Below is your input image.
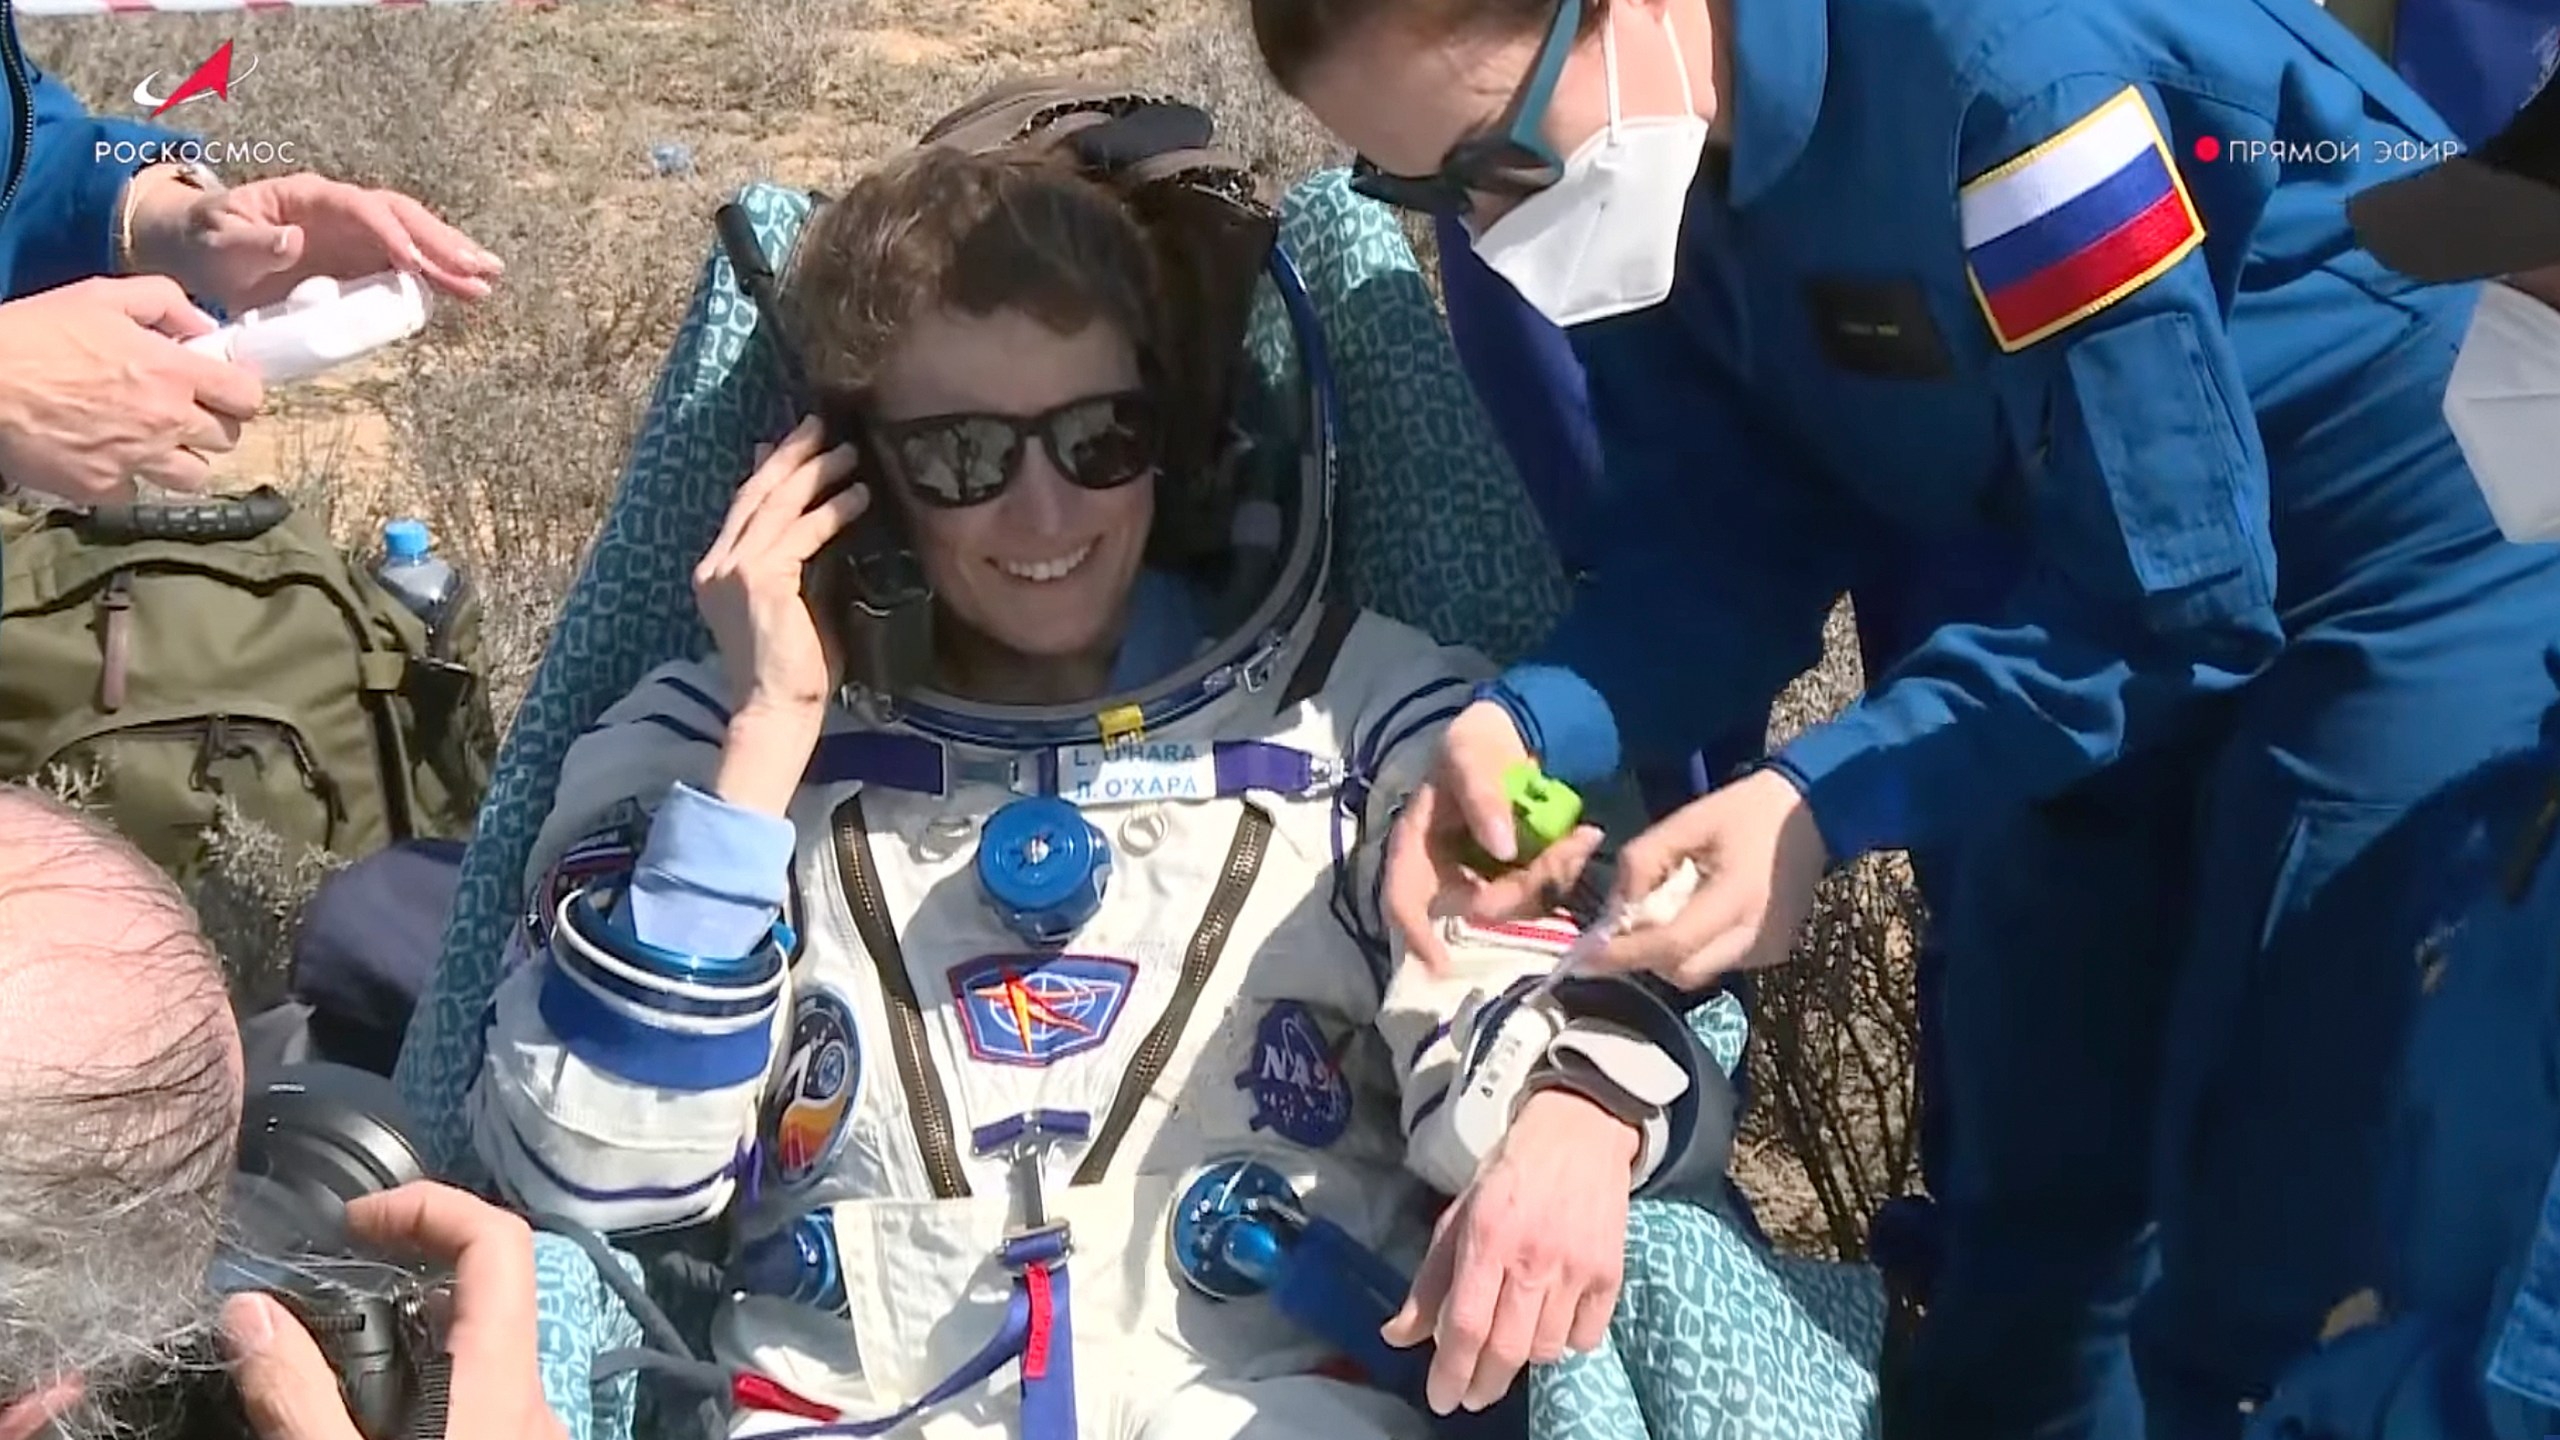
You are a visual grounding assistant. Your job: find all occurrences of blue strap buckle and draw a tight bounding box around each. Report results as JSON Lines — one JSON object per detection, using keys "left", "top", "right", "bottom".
{"left": 1000, "top": 1222, "right": 1073, "bottom": 1273}
{"left": 974, "top": 1112, "right": 1085, "bottom": 1268}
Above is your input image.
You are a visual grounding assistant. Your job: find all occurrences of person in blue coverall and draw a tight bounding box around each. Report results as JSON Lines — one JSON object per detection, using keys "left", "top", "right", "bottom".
{"left": 0, "top": 1, "right": 499, "bottom": 506}
{"left": 2235, "top": 61, "right": 2560, "bottom": 1440}
{"left": 1422, "top": 0, "right": 2560, "bottom": 1308}
{"left": 1246, "top": 0, "right": 2560, "bottom": 1436}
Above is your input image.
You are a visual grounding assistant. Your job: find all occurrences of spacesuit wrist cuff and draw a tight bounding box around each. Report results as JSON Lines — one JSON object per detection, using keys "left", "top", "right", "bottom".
{"left": 539, "top": 886, "right": 790, "bottom": 1093}
{"left": 1770, "top": 716, "right": 1907, "bottom": 862}
{"left": 1487, "top": 664, "right": 1621, "bottom": 784}
{"left": 1518, "top": 1060, "right": 1668, "bottom": 1189}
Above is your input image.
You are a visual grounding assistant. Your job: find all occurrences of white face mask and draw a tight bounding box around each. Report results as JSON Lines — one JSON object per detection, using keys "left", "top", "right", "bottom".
{"left": 1468, "top": 5, "right": 1709, "bottom": 328}
{"left": 2445, "top": 281, "right": 2560, "bottom": 543}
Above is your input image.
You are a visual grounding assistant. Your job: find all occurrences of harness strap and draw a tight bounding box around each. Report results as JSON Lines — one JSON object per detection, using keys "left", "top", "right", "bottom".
{"left": 1003, "top": 1228, "right": 1077, "bottom": 1440}
{"left": 751, "top": 1260, "right": 1056, "bottom": 1437}
{"left": 1266, "top": 1215, "right": 1429, "bottom": 1399}
{"left": 744, "top": 1217, "right": 1076, "bottom": 1439}
{"left": 1279, "top": 600, "right": 1362, "bottom": 709}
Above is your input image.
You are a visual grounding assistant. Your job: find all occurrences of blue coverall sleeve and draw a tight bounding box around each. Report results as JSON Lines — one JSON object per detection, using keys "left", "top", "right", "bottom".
{"left": 1771, "top": 77, "right": 2285, "bottom": 862}
{"left": 0, "top": 49, "right": 184, "bottom": 299}
{"left": 1517, "top": 307, "right": 1865, "bottom": 770}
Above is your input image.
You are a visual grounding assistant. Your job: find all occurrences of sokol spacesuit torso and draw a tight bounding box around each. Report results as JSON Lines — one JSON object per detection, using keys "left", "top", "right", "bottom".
{"left": 466, "top": 596, "right": 1726, "bottom": 1440}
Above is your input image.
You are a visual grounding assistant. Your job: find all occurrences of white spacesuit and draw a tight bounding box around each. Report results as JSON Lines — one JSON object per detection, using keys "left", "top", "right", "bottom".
{"left": 465, "top": 579, "right": 1729, "bottom": 1440}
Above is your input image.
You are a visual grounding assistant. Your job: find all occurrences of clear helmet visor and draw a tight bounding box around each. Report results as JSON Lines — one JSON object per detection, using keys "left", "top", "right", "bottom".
{"left": 844, "top": 248, "right": 1336, "bottom": 752}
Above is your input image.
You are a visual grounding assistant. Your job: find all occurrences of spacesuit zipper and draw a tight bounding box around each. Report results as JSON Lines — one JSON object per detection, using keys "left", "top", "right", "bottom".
{"left": 1072, "top": 804, "right": 1273, "bottom": 1186}
{"left": 0, "top": 0, "right": 33, "bottom": 224}
{"left": 829, "top": 791, "right": 971, "bottom": 1200}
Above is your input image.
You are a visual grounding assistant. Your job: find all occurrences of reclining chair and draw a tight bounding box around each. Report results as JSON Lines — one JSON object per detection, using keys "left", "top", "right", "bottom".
{"left": 392, "top": 87, "right": 1884, "bottom": 1440}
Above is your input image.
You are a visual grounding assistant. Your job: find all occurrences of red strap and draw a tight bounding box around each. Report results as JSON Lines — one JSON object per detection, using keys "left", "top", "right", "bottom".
{"left": 732, "top": 1371, "right": 842, "bottom": 1422}
{"left": 1311, "top": 1355, "right": 1370, "bottom": 1386}
{"left": 1023, "top": 1263, "right": 1055, "bottom": 1380}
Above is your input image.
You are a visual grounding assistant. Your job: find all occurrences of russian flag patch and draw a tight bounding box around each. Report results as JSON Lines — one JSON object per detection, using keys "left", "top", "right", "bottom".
{"left": 1961, "top": 87, "right": 2204, "bottom": 352}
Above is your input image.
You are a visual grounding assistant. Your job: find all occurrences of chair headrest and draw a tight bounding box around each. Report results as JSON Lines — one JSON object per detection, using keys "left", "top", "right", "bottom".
{"left": 916, "top": 81, "right": 1285, "bottom": 570}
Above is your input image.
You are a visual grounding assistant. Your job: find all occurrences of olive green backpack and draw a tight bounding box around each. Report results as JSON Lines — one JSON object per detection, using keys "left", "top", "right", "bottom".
{"left": 0, "top": 488, "right": 498, "bottom": 886}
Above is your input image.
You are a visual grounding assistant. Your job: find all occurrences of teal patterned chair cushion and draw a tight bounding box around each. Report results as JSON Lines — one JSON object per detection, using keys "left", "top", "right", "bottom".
{"left": 395, "top": 169, "right": 1881, "bottom": 1440}
{"left": 532, "top": 1233, "right": 647, "bottom": 1440}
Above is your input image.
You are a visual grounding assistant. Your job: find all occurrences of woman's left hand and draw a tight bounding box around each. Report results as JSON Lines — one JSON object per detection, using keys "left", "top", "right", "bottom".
{"left": 1593, "top": 768, "right": 1830, "bottom": 990}
{"left": 1385, "top": 1089, "right": 1637, "bottom": 1414}
{"left": 132, "top": 171, "right": 502, "bottom": 313}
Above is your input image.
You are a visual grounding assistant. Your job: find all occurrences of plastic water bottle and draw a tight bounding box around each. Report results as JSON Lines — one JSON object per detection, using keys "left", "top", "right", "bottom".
{"left": 376, "top": 518, "right": 458, "bottom": 636}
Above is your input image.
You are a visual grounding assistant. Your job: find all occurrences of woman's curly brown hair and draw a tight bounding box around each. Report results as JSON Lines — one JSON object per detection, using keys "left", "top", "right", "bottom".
{"left": 778, "top": 145, "right": 1166, "bottom": 418}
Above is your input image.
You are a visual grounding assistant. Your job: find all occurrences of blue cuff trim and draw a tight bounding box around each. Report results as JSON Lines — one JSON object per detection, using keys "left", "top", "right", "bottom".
{"left": 581, "top": 885, "right": 783, "bottom": 988}
{"left": 1771, "top": 710, "right": 1904, "bottom": 862}
{"left": 535, "top": 966, "right": 776, "bottom": 1092}
{"left": 625, "top": 783, "right": 796, "bottom": 959}
{"left": 1487, "top": 664, "right": 1621, "bottom": 784}
{"left": 1472, "top": 680, "right": 1544, "bottom": 760}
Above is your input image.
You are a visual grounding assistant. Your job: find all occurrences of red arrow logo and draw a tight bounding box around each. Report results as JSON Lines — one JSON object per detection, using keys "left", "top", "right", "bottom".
{"left": 146, "top": 41, "right": 237, "bottom": 118}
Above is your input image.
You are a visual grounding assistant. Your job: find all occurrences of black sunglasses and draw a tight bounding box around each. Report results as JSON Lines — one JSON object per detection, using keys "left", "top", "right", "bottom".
{"left": 866, "top": 391, "right": 1161, "bottom": 509}
{"left": 1348, "top": 0, "right": 1583, "bottom": 216}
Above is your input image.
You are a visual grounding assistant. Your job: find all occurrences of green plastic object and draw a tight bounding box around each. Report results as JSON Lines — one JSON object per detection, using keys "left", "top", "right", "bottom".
{"left": 1459, "top": 761, "right": 1585, "bottom": 875}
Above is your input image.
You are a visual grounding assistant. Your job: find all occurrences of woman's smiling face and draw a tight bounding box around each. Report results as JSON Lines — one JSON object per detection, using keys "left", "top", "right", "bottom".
{"left": 868, "top": 305, "right": 1157, "bottom": 697}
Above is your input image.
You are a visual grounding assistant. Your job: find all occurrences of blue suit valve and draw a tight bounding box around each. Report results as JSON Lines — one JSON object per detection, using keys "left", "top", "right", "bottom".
{"left": 977, "top": 796, "right": 1112, "bottom": 948}
{"left": 1169, "top": 1156, "right": 1310, "bottom": 1301}
{"left": 1218, "top": 1212, "right": 1290, "bottom": 1287}
{"left": 735, "top": 1211, "right": 847, "bottom": 1314}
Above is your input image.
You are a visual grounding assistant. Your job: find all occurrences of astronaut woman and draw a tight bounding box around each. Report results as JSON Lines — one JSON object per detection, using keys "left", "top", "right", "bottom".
{"left": 462, "top": 144, "right": 1729, "bottom": 1440}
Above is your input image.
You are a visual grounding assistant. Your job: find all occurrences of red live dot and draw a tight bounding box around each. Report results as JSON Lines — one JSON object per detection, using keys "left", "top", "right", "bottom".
{"left": 2194, "top": 136, "right": 2222, "bottom": 162}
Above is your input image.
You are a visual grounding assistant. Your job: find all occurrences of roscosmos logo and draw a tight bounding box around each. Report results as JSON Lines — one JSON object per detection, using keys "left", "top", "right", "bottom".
{"left": 131, "top": 39, "right": 257, "bottom": 118}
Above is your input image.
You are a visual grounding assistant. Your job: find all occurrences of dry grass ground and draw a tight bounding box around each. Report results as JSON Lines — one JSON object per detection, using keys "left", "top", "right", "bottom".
{"left": 23, "top": 0, "right": 1919, "bottom": 1256}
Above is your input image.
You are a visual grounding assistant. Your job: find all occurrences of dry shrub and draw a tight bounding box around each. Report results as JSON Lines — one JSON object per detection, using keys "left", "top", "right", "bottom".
{"left": 26, "top": 10, "right": 511, "bottom": 216}
{"left": 1136, "top": 4, "right": 1343, "bottom": 186}
{"left": 28, "top": 762, "right": 335, "bottom": 1014}
{"left": 1739, "top": 601, "right": 1928, "bottom": 1258}
{"left": 384, "top": 193, "right": 700, "bottom": 720}
{"left": 190, "top": 801, "right": 342, "bottom": 1014}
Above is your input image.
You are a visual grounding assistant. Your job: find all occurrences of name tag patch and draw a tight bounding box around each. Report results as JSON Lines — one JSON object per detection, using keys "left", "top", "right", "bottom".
{"left": 1059, "top": 740, "right": 1215, "bottom": 806}
{"left": 1802, "top": 276, "right": 1955, "bottom": 379}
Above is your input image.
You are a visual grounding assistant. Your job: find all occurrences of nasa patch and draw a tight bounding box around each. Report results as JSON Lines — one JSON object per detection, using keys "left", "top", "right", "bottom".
{"left": 765, "top": 987, "right": 859, "bottom": 1191}
{"left": 950, "top": 956, "right": 1136, "bottom": 1068}
{"left": 1235, "top": 1001, "right": 1353, "bottom": 1149}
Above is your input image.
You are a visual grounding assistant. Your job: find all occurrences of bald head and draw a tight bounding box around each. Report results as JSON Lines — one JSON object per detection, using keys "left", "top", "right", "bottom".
{"left": 0, "top": 788, "right": 235, "bottom": 1090}
{"left": 0, "top": 787, "right": 240, "bottom": 1439}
